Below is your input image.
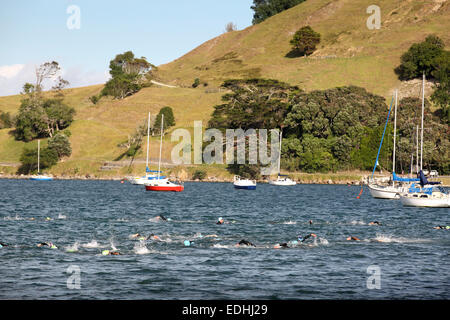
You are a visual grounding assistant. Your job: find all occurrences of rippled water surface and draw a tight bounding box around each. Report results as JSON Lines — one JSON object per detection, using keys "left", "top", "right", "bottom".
{"left": 0, "top": 179, "right": 448, "bottom": 299}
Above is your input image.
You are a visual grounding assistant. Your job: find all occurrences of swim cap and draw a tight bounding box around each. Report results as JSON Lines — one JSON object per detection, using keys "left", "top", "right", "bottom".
{"left": 446, "top": 226, "right": 450, "bottom": 230}
{"left": 184, "top": 240, "right": 191, "bottom": 247}
{"left": 0, "top": 244, "right": 3, "bottom": 248}
{"left": 102, "top": 250, "right": 110, "bottom": 255}
{"left": 138, "top": 237, "right": 146, "bottom": 241}
{"left": 50, "top": 245, "right": 57, "bottom": 249}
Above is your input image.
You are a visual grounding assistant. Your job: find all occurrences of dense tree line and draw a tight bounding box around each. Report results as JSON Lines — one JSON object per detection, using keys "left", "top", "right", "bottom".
{"left": 208, "top": 79, "right": 449, "bottom": 177}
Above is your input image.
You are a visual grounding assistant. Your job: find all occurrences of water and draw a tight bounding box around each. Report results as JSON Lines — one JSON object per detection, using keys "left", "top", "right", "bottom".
{"left": 0, "top": 180, "right": 448, "bottom": 299}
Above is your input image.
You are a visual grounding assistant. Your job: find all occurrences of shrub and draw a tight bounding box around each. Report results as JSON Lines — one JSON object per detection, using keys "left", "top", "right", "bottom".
{"left": 192, "top": 169, "right": 207, "bottom": 180}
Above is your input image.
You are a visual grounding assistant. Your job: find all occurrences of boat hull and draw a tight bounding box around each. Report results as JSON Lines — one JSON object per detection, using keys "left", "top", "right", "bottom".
{"left": 30, "top": 176, "right": 53, "bottom": 181}
{"left": 400, "top": 196, "right": 449, "bottom": 208}
{"left": 234, "top": 185, "right": 256, "bottom": 190}
{"left": 269, "top": 180, "right": 296, "bottom": 186}
{"left": 368, "top": 184, "right": 402, "bottom": 199}
{"left": 145, "top": 185, "right": 184, "bottom": 192}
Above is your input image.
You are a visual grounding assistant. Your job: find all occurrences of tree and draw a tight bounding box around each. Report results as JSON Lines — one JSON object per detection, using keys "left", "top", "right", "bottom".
{"left": 225, "top": 22, "right": 237, "bottom": 33}
{"left": 48, "top": 133, "right": 72, "bottom": 158}
{"left": 17, "top": 146, "right": 59, "bottom": 175}
{"left": 289, "top": 26, "right": 321, "bottom": 56}
{"left": 101, "top": 51, "right": 156, "bottom": 99}
{"left": 251, "top": 0, "right": 306, "bottom": 25}
{"left": 154, "top": 107, "right": 176, "bottom": 133}
{"left": 430, "top": 50, "right": 450, "bottom": 125}
{"left": 209, "top": 79, "right": 300, "bottom": 131}
{"left": 0, "top": 111, "right": 13, "bottom": 129}
{"left": 395, "top": 35, "right": 445, "bottom": 80}
{"left": 51, "top": 76, "right": 70, "bottom": 97}
{"left": 14, "top": 96, "right": 75, "bottom": 141}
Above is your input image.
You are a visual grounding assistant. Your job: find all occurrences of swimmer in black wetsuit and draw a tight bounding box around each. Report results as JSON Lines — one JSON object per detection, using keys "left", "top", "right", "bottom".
{"left": 298, "top": 233, "right": 317, "bottom": 243}
{"left": 274, "top": 243, "right": 289, "bottom": 249}
{"left": 433, "top": 225, "right": 450, "bottom": 230}
{"left": 0, "top": 242, "right": 8, "bottom": 248}
{"left": 369, "top": 221, "right": 381, "bottom": 226}
{"left": 37, "top": 242, "right": 57, "bottom": 249}
{"left": 237, "top": 239, "right": 256, "bottom": 247}
{"left": 216, "top": 217, "right": 224, "bottom": 225}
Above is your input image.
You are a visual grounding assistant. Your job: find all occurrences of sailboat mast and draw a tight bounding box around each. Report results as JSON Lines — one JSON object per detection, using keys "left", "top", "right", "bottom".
{"left": 420, "top": 73, "right": 425, "bottom": 171}
{"left": 37, "top": 139, "right": 40, "bottom": 174}
{"left": 157, "top": 114, "right": 164, "bottom": 180}
{"left": 416, "top": 125, "right": 419, "bottom": 174}
{"left": 278, "top": 129, "right": 282, "bottom": 175}
{"left": 146, "top": 112, "right": 151, "bottom": 171}
{"left": 393, "top": 90, "right": 398, "bottom": 181}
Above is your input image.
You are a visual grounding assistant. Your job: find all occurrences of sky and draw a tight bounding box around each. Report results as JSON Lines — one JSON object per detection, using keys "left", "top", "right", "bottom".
{"left": 0, "top": 0, "right": 254, "bottom": 96}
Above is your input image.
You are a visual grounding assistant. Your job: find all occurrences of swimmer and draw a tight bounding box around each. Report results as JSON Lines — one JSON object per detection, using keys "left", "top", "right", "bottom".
{"left": 308, "top": 220, "right": 313, "bottom": 225}
{"left": 433, "top": 225, "right": 450, "bottom": 230}
{"left": 216, "top": 217, "right": 225, "bottom": 225}
{"left": 102, "top": 250, "right": 121, "bottom": 256}
{"left": 236, "top": 239, "right": 256, "bottom": 247}
{"left": 184, "top": 240, "right": 194, "bottom": 247}
{"left": 274, "top": 243, "right": 289, "bottom": 249}
{"left": 147, "top": 233, "right": 160, "bottom": 241}
{"left": 37, "top": 242, "right": 57, "bottom": 249}
{"left": 298, "top": 233, "right": 317, "bottom": 243}
{"left": 369, "top": 221, "right": 382, "bottom": 226}
{"left": 0, "top": 242, "right": 8, "bottom": 248}
{"left": 155, "top": 215, "right": 169, "bottom": 221}
{"left": 346, "top": 236, "right": 360, "bottom": 241}
{"left": 131, "top": 233, "right": 146, "bottom": 240}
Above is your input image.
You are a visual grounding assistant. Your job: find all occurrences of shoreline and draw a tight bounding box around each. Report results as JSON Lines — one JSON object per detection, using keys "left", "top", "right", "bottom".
{"left": 0, "top": 174, "right": 365, "bottom": 185}
{"left": 2, "top": 173, "right": 447, "bottom": 186}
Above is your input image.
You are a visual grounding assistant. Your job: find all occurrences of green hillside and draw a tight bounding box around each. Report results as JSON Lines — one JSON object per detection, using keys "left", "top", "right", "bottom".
{"left": 0, "top": 0, "right": 448, "bottom": 180}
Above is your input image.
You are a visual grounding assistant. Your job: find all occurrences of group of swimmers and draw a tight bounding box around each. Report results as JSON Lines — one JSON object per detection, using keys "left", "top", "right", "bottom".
{"left": 2, "top": 215, "right": 448, "bottom": 253}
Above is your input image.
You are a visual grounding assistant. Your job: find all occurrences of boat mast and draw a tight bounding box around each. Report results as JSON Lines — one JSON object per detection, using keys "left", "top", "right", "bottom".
{"left": 146, "top": 112, "right": 151, "bottom": 172}
{"left": 37, "top": 139, "right": 40, "bottom": 174}
{"left": 278, "top": 129, "right": 282, "bottom": 176}
{"left": 157, "top": 114, "right": 164, "bottom": 180}
{"left": 416, "top": 125, "right": 419, "bottom": 174}
{"left": 420, "top": 73, "right": 425, "bottom": 171}
{"left": 392, "top": 89, "right": 398, "bottom": 185}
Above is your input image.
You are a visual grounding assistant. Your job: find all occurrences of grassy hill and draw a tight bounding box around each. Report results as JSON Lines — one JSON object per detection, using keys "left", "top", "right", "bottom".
{"left": 0, "top": 0, "right": 448, "bottom": 181}
{"left": 157, "top": 0, "right": 449, "bottom": 97}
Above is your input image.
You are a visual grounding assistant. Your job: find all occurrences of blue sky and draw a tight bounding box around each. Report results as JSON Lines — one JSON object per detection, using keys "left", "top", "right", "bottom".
{"left": 0, "top": 0, "right": 254, "bottom": 95}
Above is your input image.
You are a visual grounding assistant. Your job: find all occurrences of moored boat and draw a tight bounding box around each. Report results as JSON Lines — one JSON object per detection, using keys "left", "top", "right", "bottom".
{"left": 233, "top": 175, "right": 256, "bottom": 190}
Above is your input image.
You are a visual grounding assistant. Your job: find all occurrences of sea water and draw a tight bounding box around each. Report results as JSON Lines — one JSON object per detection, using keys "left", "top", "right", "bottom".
{"left": 0, "top": 180, "right": 448, "bottom": 299}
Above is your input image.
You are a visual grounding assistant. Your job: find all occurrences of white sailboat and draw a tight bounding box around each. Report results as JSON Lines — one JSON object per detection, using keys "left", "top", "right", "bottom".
{"left": 30, "top": 139, "right": 53, "bottom": 181}
{"left": 399, "top": 73, "right": 449, "bottom": 207}
{"left": 127, "top": 112, "right": 166, "bottom": 185}
{"left": 368, "top": 90, "right": 417, "bottom": 199}
{"left": 268, "top": 130, "right": 296, "bottom": 186}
